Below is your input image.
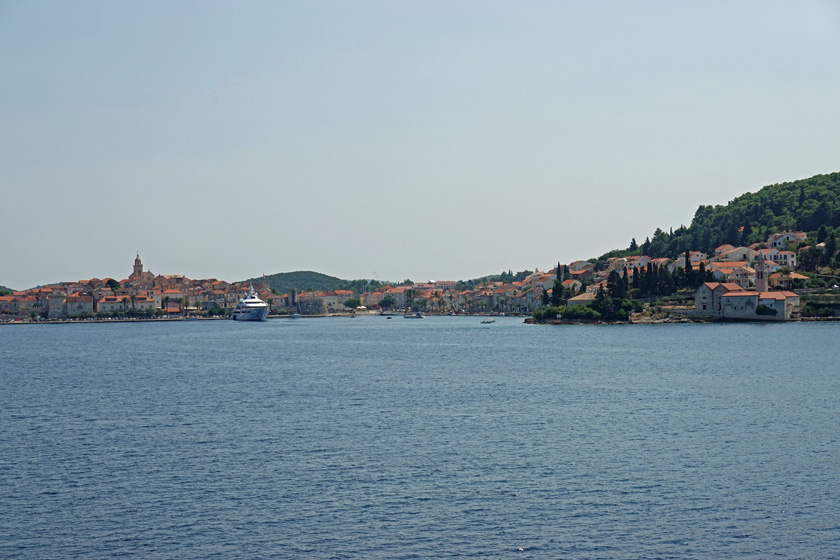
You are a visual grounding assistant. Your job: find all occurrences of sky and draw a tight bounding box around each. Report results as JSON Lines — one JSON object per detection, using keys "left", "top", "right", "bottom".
{"left": 2, "top": 1, "right": 839, "bottom": 289}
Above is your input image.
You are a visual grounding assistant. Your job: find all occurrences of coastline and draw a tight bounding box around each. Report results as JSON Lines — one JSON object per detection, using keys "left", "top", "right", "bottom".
{"left": 526, "top": 314, "right": 840, "bottom": 326}
{"left": 0, "top": 312, "right": 530, "bottom": 325}
{"left": 5, "top": 312, "right": 838, "bottom": 326}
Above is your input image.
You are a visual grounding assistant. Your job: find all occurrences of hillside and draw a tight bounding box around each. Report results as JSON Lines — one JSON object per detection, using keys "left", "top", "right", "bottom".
{"left": 0, "top": 285, "right": 12, "bottom": 295}
{"left": 247, "top": 271, "right": 394, "bottom": 296}
{"left": 252, "top": 269, "right": 538, "bottom": 295}
{"left": 600, "top": 171, "right": 840, "bottom": 260}
{"left": 247, "top": 271, "right": 344, "bottom": 295}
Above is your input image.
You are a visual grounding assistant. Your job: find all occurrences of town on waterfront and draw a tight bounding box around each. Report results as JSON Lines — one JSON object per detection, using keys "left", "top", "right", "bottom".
{"left": 2, "top": 225, "right": 839, "bottom": 324}
{"left": 5, "top": 172, "right": 840, "bottom": 324}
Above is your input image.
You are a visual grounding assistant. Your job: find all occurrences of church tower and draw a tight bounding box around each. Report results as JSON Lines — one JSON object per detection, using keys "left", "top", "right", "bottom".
{"left": 132, "top": 252, "right": 143, "bottom": 278}
{"left": 754, "top": 252, "right": 768, "bottom": 292}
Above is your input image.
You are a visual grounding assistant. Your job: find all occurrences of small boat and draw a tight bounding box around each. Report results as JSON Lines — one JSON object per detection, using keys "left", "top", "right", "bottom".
{"left": 403, "top": 312, "right": 424, "bottom": 319}
{"left": 481, "top": 318, "right": 495, "bottom": 324}
{"left": 289, "top": 312, "right": 302, "bottom": 319}
{"left": 231, "top": 284, "right": 269, "bottom": 321}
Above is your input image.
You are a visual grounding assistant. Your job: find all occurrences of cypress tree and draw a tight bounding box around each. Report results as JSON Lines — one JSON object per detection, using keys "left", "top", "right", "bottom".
{"left": 825, "top": 232, "right": 838, "bottom": 265}
{"left": 651, "top": 264, "right": 659, "bottom": 295}
{"left": 551, "top": 278, "right": 563, "bottom": 306}
{"left": 642, "top": 263, "right": 653, "bottom": 296}
{"left": 684, "top": 250, "right": 695, "bottom": 288}
{"left": 741, "top": 221, "right": 753, "bottom": 245}
{"left": 607, "top": 270, "right": 625, "bottom": 299}
{"left": 817, "top": 225, "right": 828, "bottom": 244}
{"left": 662, "top": 266, "right": 675, "bottom": 295}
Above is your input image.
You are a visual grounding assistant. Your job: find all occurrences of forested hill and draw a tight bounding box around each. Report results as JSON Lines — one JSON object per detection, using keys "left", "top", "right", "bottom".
{"left": 248, "top": 271, "right": 388, "bottom": 295}
{"left": 0, "top": 285, "right": 12, "bottom": 295}
{"left": 600, "top": 171, "right": 840, "bottom": 260}
{"left": 251, "top": 269, "right": 538, "bottom": 295}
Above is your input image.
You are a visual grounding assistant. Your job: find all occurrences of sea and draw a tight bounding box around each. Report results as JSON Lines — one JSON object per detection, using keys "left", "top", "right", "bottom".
{"left": 1, "top": 317, "right": 839, "bottom": 559}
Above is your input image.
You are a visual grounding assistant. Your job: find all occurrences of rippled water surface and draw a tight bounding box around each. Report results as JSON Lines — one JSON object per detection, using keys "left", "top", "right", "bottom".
{"left": 2, "top": 317, "right": 839, "bottom": 558}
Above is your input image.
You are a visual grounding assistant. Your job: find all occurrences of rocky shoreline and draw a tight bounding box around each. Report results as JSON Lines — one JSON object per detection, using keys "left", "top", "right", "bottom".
{"left": 527, "top": 313, "right": 840, "bottom": 326}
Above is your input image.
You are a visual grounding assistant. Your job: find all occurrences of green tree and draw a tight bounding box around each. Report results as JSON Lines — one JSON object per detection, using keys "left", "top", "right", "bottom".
{"left": 799, "top": 246, "right": 820, "bottom": 272}
{"left": 825, "top": 232, "right": 838, "bottom": 266}
{"left": 107, "top": 279, "right": 120, "bottom": 291}
{"left": 817, "top": 225, "right": 828, "bottom": 244}
{"left": 550, "top": 278, "right": 563, "bottom": 306}
{"left": 684, "top": 251, "right": 695, "bottom": 288}
{"left": 380, "top": 295, "right": 395, "bottom": 309}
{"left": 607, "top": 270, "right": 625, "bottom": 299}
{"left": 696, "top": 261, "right": 708, "bottom": 288}
{"left": 343, "top": 297, "right": 361, "bottom": 309}
{"left": 740, "top": 221, "right": 753, "bottom": 245}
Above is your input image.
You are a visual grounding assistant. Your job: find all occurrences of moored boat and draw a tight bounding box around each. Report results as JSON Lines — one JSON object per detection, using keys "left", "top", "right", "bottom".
{"left": 231, "top": 284, "right": 269, "bottom": 321}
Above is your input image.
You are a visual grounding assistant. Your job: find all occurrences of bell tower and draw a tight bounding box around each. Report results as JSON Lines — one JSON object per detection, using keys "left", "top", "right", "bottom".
{"left": 133, "top": 252, "right": 143, "bottom": 278}
{"left": 754, "top": 252, "right": 768, "bottom": 292}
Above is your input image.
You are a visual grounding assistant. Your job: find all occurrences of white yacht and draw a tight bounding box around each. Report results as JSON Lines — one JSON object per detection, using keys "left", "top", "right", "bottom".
{"left": 231, "top": 284, "right": 269, "bottom": 321}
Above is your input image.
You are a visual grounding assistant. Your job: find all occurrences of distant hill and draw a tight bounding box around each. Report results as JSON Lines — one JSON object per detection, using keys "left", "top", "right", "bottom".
{"left": 246, "top": 271, "right": 342, "bottom": 294}
{"left": 600, "top": 171, "right": 840, "bottom": 260}
{"left": 248, "top": 271, "right": 390, "bottom": 296}
{"left": 253, "top": 270, "right": 540, "bottom": 295}
{"left": 0, "top": 284, "right": 13, "bottom": 295}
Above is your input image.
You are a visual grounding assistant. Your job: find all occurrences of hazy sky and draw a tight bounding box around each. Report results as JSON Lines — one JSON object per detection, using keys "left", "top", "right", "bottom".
{"left": 2, "top": 1, "right": 839, "bottom": 289}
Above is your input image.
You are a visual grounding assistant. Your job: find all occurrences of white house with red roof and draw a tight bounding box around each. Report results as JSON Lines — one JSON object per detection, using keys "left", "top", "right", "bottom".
{"left": 569, "top": 260, "right": 595, "bottom": 273}
{"left": 561, "top": 278, "right": 582, "bottom": 292}
{"left": 767, "top": 231, "right": 807, "bottom": 249}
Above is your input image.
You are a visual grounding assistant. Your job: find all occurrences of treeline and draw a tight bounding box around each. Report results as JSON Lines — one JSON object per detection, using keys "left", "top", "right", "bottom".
{"left": 600, "top": 171, "right": 840, "bottom": 260}
{"left": 535, "top": 258, "right": 715, "bottom": 322}
{"left": 798, "top": 226, "right": 840, "bottom": 272}
{"left": 547, "top": 260, "right": 712, "bottom": 309}
{"left": 255, "top": 271, "right": 391, "bottom": 296}
{"left": 257, "top": 268, "right": 540, "bottom": 296}
{"left": 534, "top": 294, "right": 643, "bottom": 322}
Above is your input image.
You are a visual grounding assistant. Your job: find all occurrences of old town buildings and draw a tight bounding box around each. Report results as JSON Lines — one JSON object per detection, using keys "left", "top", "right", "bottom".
{"left": 0, "top": 228, "right": 817, "bottom": 321}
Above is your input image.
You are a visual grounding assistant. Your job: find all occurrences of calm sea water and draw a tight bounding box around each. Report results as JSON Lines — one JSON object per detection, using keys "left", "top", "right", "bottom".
{"left": 1, "top": 317, "right": 839, "bottom": 559}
